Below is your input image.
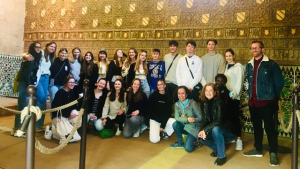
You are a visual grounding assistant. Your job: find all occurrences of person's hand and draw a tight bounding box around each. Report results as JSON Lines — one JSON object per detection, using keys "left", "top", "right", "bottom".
{"left": 187, "top": 117, "right": 195, "bottom": 123}
{"left": 70, "top": 112, "right": 78, "bottom": 119}
{"left": 24, "top": 54, "right": 34, "bottom": 61}
{"left": 117, "top": 110, "right": 124, "bottom": 115}
{"left": 131, "top": 110, "right": 139, "bottom": 116}
{"left": 106, "top": 83, "right": 110, "bottom": 91}
{"left": 198, "top": 130, "right": 206, "bottom": 140}
{"left": 101, "top": 119, "right": 107, "bottom": 126}
{"left": 188, "top": 88, "right": 193, "bottom": 92}
{"left": 159, "top": 128, "right": 164, "bottom": 132}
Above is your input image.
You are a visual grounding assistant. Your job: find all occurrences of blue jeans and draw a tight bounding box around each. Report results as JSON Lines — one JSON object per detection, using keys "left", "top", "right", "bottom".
{"left": 87, "top": 116, "right": 104, "bottom": 131}
{"left": 200, "top": 126, "right": 235, "bottom": 158}
{"left": 15, "top": 81, "right": 28, "bottom": 128}
{"left": 49, "top": 85, "right": 63, "bottom": 104}
{"left": 35, "top": 75, "right": 49, "bottom": 128}
{"left": 172, "top": 121, "right": 197, "bottom": 153}
{"left": 140, "top": 79, "right": 150, "bottom": 98}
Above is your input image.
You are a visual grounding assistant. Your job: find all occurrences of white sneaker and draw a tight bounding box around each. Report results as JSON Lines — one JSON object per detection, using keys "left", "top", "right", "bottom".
{"left": 44, "top": 125, "right": 52, "bottom": 140}
{"left": 133, "top": 128, "right": 140, "bottom": 137}
{"left": 236, "top": 139, "right": 243, "bottom": 150}
{"left": 115, "top": 127, "right": 122, "bottom": 136}
{"left": 140, "top": 124, "right": 147, "bottom": 134}
{"left": 11, "top": 128, "right": 26, "bottom": 137}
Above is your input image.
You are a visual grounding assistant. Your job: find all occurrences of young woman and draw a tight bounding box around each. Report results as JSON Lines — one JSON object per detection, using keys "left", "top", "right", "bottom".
{"left": 16, "top": 41, "right": 56, "bottom": 133}
{"left": 44, "top": 76, "right": 81, "bottom": 143}
{"left": 106, "top": 49, "right": 123, "bottom": 91}
{"left": 98, "top": 49, "right": 109, "bottom": 81}
{"left": 87, "top": 78, "right": 108, "bottom": 131}
{"left": 198, "top": 83, "right": 235, "bottom": 166}
{"left": 148, "top": 79, "right": 175, "bottom": 143}
{"left": 123, "top": 78, "right": 148, "bottom": 138}
{"left": 101, "top": 79, "right": 127, "bottom": 136}
{"left": 69, "top": 47, "right": 83, "bottom": 98}
{"left": 169, "top": 86, "right": 202, "bottom": 152}
{"left": 49, "top": 48, "right": 70, "bottom": 104}
{"left": 127, "top": 50, "right": 150, "bottom": 98}
{"left": 223, "top": 48, "right": 245, "bottom": 150}
{"left": 122, "top": 48, "right": 138, "bottom": 89}
{"left": 13, "top": 41, "right": 42, "bottom": 136}
{"left": 78, "top": 52, "right": 99, "bottom": 92}
{"left": 35, "top": 41, "right": 56, "bottom": 131}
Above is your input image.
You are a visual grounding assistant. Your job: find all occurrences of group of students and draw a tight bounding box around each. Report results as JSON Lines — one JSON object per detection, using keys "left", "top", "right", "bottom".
{"left": 14, "top": 39, "right": 247, "bottom": 166}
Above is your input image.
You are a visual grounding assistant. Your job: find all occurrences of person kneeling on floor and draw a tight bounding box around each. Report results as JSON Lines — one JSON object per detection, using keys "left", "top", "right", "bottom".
{"left": 169, "top": 86, "right": 202, "bottom": 152}
{"left": 198, "top": 83, "right": 235, "bottom": 166}
{"left": 44, "top": 76, "right": 81, "bottom": 144}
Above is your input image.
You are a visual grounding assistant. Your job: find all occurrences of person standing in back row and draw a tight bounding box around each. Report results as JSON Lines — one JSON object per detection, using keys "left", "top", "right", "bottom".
{"left": 201, "top": 39, "right": 226, "bottom": 84}
{"left": 176, "top": 40, "right": 202, "bottom": 102}
{"left": 243, "top": 41, "right": 284, "bottom": 167}
{"left": 164, "top": 41, "right": 183, "bottom": 99}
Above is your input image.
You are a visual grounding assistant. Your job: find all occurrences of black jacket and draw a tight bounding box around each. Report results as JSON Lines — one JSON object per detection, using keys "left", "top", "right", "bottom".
{"left": 51, "top": 89, "right": 78, "bottom": 119}
{"left": 50, "top": 58, "right": 70, "bottom": 86}
{"left": 200, "top": 99, "right": 232, "bottom": 134}
{"left": 18, "top": 60, "right": 39, "bottom": 86}
{"left": 87, "top": 89, "right": 108, "bottom": 119}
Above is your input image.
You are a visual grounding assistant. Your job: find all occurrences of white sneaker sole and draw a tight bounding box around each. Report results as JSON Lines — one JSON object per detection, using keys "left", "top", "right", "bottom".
{"left": 243, "top": 154, "right": 263, "bottom": 157}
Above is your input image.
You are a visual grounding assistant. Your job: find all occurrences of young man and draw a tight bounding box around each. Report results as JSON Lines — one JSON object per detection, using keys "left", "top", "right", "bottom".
{"left": 176, "top": 40, "right": 202, "bottom": 102}
{"left": 147, "top": 48, "right": 165, "bottom": 94}
{"left": 164, "top": 41, "right": 183, "bottom": 99}
{"left": 243, "top": 41, "right": 284, "bottom": 167}
{"left": 201, "top": 39, "right": 226, "bottom": 84}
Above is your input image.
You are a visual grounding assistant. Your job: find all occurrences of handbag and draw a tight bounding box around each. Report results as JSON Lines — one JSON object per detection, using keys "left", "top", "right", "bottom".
{"left": 52, "top": 110, "right": 81, "bottom": 144}
{"left": 13, "top": 71, "right": 19, "bottom": 94}
{"left": 99, "top": 129, "right": 114, "bottom": 139}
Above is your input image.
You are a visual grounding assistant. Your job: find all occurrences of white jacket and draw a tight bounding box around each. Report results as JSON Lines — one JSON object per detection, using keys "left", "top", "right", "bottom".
{"left": 176, "top": 55, "right": 202, "bottom": 89}
{"left": 224, "top": 63, "right": 245, "bottom": 100}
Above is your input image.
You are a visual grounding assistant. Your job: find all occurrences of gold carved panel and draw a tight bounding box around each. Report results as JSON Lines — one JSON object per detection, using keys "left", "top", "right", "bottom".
{"left": 24, "top": 0, "right": 300, "bottom": 64}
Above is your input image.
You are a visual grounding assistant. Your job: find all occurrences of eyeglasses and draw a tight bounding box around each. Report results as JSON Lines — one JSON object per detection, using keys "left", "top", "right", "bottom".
{"left": 68, "top": 82, "right": 75, "bottom": 84}
{"left": 250, "top": 47, "right": 261, "bottom": 50}
{"left": 35, "top": 46, "right": 41, "bottom": 49}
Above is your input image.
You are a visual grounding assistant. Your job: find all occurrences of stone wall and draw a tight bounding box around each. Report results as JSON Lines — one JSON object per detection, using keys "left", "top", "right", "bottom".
{"left": 0, "top": 0, "right": 25, "bottom": 55}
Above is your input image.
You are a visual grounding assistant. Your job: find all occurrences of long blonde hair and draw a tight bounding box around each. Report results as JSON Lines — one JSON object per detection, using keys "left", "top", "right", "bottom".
{"left": 134, "top": 50, "right": 148, "bottom": 74}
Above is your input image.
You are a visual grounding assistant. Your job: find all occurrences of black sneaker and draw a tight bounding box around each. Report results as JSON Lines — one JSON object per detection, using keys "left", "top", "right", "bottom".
{"left": 161, "top": 131, "right": 169, "bottom": 140}
{"left": 210, "top": 151, "right": 218, "bottom": 157}
{"left": 215, "top": 157, "right": 227, "bottom": 166}
{"left": 270, "top": 152, "right": 279, "bottom": 166}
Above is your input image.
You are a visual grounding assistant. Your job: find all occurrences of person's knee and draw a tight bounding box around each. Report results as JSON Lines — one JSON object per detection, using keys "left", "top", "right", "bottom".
{"left": 172, "top": 121, "right": 179, "bottom": 129}
{"left": 122, "top": 132, "right": 132, "bottom": 138}
{"left": 94, "top": 120, "right": 104, "bottom": 131}
{"left": 149, "top": 136, "right": 160, "bottom": 143}
{"left": 184, "top": 146, "right": 194, "bottom": 153}
{"left": 212, "top": 126, "right": 221, "bottom": 135}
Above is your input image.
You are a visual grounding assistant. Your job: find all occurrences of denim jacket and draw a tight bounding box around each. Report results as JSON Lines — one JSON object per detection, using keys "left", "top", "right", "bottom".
{"left": 245, "top": 55, "right": 284, "bottom": 100}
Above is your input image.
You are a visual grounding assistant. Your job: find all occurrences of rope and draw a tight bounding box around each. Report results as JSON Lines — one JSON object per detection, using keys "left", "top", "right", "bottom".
{"left": 35, "top": 108, "right": 85, "bottom": 154}
{"left": 0, "top": 97, "right": 82, "bottom": 114}
{"left": 15, "top": 106, "right": 42, "bottom": 137}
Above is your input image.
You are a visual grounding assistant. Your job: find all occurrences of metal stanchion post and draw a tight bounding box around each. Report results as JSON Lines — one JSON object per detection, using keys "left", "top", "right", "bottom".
{"left": 26, "top": 85, "right": 37, "bottom": 169}
{"left": 292, "top": 87, "right": 299, "bottom": 169}
{"left": 79, "top": 79, "right": 90, "bottom": 169}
